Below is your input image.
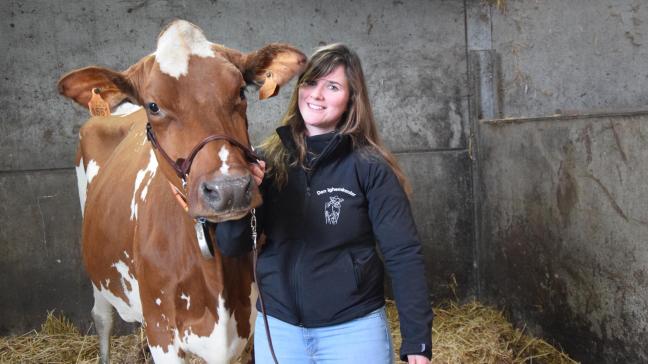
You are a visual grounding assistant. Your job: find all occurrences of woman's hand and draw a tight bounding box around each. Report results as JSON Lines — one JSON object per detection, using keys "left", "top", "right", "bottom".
{"left": 249, "top": 160, "right": 266, "bottom": 186}
{"left": 407, "top": 354, "right": 430, "bottom": 364}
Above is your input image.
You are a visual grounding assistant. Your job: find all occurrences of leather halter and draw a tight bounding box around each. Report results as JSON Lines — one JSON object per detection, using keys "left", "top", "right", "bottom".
{"left": 145, "top": 122, "right": 260, "bottom": 187}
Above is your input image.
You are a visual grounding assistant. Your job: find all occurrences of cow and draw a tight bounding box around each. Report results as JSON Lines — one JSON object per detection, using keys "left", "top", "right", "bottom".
{"left": 57, "top": 20, "right": 306, "bottom": 363}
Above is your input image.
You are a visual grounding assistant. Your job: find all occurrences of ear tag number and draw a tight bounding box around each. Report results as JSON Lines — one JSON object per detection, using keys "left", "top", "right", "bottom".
{"left": 88, "top": 88, "right": 111, "bottom": 117}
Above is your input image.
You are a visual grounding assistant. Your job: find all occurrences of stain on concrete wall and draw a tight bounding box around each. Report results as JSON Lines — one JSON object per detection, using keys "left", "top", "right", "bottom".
{"left": 478, "top": 114, "right": 648, "bottom": 363}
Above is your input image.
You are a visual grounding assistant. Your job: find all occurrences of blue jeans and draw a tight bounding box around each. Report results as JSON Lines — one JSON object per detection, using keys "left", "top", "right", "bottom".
{"left": 254, "top": 307, "right": 394, "bottom": 364}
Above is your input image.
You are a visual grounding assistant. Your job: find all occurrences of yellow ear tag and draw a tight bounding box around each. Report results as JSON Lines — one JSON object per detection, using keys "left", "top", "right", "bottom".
{"left": 258, "top": 72, "right": 279, "bottom": 100}
{"left": 88, "top": 88, "right": 111, "bottom": 117}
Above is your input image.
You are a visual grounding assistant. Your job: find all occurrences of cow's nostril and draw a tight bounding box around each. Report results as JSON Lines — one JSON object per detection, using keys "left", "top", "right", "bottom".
{"left": 201, "top": 182, "right": 221, "bottom": 202}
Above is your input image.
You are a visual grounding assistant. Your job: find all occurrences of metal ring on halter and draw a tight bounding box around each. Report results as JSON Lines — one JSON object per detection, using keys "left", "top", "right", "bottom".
{"left": 195, "top": 218, "right": 215, "bottom": 258}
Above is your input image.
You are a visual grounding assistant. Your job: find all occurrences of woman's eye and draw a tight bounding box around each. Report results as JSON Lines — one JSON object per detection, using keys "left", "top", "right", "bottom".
{"left": 148, "top": 102, "right": 160, "bottom": 114}
{"left": 303, "top": 80, "right": 317, "bottom": 87}
{"left": 327, "top": 84, "right": 340, "bottom": 91}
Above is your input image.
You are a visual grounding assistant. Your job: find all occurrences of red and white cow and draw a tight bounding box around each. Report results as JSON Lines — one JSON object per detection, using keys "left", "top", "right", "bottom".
{"left": 58, "top": 20, "right": 305, "bottom": 363}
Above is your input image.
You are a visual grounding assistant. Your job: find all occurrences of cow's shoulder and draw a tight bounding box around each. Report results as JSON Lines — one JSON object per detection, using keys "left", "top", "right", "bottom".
{"left": 79, "top": 107, "right": 145, "bottom": 168}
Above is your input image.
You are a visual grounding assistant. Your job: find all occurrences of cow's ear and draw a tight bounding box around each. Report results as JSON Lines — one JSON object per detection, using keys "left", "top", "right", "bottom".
{"left": 243, "top": 44, "right": 307, "bottom": 100}
{"left": 57, "top": 66, "right": 139, "bottom": 110}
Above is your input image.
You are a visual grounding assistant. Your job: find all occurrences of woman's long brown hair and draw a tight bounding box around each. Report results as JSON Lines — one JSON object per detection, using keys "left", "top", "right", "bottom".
{"left": 259, "top": 43, "right": 412, "bottom": 196}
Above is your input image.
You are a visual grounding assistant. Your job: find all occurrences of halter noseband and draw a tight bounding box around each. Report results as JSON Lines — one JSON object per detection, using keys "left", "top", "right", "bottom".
{"left": 145, "top": 122, "right": 260, "bottom": 188}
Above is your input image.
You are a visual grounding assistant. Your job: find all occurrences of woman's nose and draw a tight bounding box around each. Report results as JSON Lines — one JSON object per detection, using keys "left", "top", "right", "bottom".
{"left": 310, "top": 84, "right": 324, "bottom": 99}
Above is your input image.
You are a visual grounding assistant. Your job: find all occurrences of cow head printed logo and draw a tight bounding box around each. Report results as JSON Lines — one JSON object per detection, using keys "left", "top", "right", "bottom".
{"left": 325, "top": 196, "right": 345, "bottom": 225}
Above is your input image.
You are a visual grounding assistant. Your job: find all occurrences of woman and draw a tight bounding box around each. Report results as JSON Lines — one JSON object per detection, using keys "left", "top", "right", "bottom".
{"left": 217, "top": 43, "right": 432, "bottom": 363}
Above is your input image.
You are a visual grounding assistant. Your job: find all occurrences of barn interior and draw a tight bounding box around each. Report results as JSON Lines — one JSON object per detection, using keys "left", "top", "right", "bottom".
{"left": 1, "top": 1, "right": 647, "bottom": 362}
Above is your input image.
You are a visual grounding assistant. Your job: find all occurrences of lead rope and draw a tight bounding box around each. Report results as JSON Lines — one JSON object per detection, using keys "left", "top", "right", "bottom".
{"left": 251, "top": 208, "right": 280, "bottom": 364}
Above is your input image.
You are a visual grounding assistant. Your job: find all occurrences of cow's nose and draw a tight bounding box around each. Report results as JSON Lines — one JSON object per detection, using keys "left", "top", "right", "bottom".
{"left": 200, "top": 174, "right": 253, "bottom": 212}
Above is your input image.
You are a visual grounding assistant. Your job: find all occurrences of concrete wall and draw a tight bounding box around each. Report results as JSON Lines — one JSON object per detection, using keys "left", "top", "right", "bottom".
{"left": 491, "top": 0, "right": 648, "bottom": 117}
{"left": 474, "top": 0, "right": 648, "bottom": 362}
{"left": 1, "top": 0, "right": 474, "bottom": 335}
{"left": 478, "top": 113, "right": 648, "bottom": 363}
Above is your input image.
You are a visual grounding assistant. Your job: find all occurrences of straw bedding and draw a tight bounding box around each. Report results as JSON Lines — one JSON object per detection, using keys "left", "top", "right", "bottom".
{"left": 1, "top": 301, "right": 577, "bottom": 364}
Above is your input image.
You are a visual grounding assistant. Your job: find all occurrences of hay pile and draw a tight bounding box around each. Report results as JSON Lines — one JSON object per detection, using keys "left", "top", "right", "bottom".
{"left": 386, "top": 300, "right": 578, "bottom": 364}
{"left": 0, "top": 311, "right": 149, "bottom": 363}
{"left": 1, "top": 302, "right": 578, "bottom": 363}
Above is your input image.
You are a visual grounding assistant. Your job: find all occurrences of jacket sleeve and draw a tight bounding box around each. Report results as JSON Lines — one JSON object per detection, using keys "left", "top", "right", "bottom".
{"left": 363, "top": 157, "right": 433, "bottom": 361}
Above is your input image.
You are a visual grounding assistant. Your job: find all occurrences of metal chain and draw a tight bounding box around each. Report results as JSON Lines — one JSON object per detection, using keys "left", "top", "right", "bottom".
{"left": 251, "top": 208, "right": 257, "bottom": 250}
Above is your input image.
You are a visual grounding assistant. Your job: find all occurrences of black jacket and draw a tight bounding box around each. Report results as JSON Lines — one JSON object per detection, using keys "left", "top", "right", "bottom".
{"left": 216, "top": 126, "right": 433, "bottom": 360}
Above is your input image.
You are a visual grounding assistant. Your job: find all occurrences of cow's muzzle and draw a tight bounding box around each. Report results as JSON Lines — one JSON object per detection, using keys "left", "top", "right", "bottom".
{"left": 200, "top": 174, "right": 254, "bottom": 214}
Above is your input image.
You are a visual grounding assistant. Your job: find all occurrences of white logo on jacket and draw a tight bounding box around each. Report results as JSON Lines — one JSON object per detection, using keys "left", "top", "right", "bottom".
{"left": 324, "top": 196, "right": 344, "bottom": 225}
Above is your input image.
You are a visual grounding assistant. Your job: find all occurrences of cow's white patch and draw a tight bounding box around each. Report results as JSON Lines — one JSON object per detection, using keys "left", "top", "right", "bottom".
{"left": 141, "top": 184, "right": 150, "bottom": 201}
{"left": 76, "top": 157, "right": 87, "bottom": 216}
{"left": 130, "top": 149, "right": 158, "bottom": 221}
{"left": 86, "top": 159, "right": 100, "bottom": 184}
{"left": 155, "top": 20, "right": 215, "bottom": 79}
{"left": 219, "top": 145, "right": 230, "bottom": 175}
{"left": 180, "top": 293, "right": 191, "bottom": 310}
{"left": 105, "top": 278, "right": 110, "bottom": 287}
{"left": 93, "top": 260, "right": 142, "bottom": 323}
{"left": 110, "top": 260, "right": 143, "bottom": 321}
{"left": 249, "top": 282, "right": 258, "bottom": 338}
{"left": 156, "top": 298, "right": 162, "bottom": 306}
{"left": 176, "top": 294, "right": 245, "bottom": 363}
{"left": 149, "top": 343, "right": 183, "bottom": 364}
{"left": 113, "top": 102, "right": 141, "bottom": 116}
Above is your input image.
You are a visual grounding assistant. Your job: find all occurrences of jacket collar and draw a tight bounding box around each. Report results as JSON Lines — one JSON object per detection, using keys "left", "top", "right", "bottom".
{"left": 275, "top": 125, "right": 352, "bottom": 166}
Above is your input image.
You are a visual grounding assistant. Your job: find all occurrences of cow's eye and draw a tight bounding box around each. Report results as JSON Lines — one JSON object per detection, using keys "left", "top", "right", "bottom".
{"left": 239, "top": 87, "right": 246, "bottom": 101}
{"left": 147, "top": 102, "right": 160, "bottom": 114}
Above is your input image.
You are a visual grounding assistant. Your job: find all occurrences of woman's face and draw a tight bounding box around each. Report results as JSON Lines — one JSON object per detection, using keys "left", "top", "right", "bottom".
{"left": 298, "top": 65, "right": 350, "bottom": 136}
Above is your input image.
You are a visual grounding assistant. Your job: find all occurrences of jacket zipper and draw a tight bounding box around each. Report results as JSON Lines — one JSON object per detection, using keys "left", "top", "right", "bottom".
{"left": 305, "top": 169, "right": 312, "bottom": 197}
{"left": 293, "top": 135, "right": 339, "bottom": 325}
{"left": 293, "top": 237, "right": 306, "bottom": 326}
{"left": 294, "top": 169, "right": 314, "bottom": 325}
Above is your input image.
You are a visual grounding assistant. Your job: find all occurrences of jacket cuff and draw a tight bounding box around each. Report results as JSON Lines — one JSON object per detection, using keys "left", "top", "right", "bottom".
{"left": 399, "top": 340, "right": 432, "bottom": 361}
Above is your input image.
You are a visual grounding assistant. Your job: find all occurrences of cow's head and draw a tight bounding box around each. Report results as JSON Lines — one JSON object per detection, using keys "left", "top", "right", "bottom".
{"left": 58, "top": 20, "right": 306, "bottom": 222}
